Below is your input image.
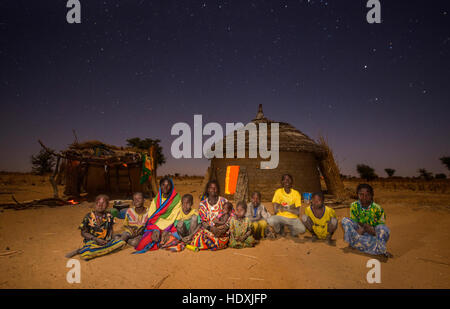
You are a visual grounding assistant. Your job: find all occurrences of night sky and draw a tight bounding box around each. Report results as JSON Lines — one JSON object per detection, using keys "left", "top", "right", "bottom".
{"left": 1, "top": 0, "right": 449, "bottom": 177}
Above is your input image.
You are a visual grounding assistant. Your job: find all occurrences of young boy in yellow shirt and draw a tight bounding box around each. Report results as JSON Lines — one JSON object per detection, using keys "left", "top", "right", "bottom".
{"left": 267, "top": 174, "right": 306, "bottom": 237}
{"left": 301, "top": 192, "right": 338, "bottom": 245}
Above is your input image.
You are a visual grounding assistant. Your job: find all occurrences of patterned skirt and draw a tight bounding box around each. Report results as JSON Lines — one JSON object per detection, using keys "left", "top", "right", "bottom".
{"left": 341, "top": 217, "right": 390, "bottom": 255}
{"left": 79, "top": 238, "right": 126, "bottom": 260}
{"left": 191, "top": 228, "right": 229, "bottom": 251}
{"left": 229, "top": 235, "right": 256, "bottom": 249}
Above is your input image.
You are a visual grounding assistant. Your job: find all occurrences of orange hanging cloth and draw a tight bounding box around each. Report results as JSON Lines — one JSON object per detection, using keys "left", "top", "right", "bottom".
{"left": 225, "top": 166, "right": 240, "bottom": 195}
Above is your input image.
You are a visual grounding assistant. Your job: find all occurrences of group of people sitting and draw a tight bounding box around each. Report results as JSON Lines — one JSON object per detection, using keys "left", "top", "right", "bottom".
{"left": 66, "top": 174, "right": 391, "bottom": 260}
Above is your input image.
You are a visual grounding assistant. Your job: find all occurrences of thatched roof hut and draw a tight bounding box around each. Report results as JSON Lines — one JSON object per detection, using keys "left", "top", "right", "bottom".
{"left": 60, "top": 141, "right": 146, "bottom": 197}
{"left": 208, "top": 105, "right": 327, "bottom": 201}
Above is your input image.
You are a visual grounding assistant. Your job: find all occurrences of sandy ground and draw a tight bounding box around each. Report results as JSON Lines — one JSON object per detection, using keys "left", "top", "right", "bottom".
{"left": 0, "top": 177, "right": 449, "bottom": 289}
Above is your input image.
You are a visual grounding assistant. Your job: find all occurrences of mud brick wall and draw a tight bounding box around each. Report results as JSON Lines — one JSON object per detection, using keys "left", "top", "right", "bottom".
{"left": 211, "top": 151, "right": 321, "bottom": 201}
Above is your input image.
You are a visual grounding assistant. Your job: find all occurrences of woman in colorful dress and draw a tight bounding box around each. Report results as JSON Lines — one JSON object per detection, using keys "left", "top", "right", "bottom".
{"left": 190, "top": 180, "right": 231, "bottom": 250}
{"left": 65, "top": 194, "right": 126, "bottom": 260}
{"left": 134, "top": 177, "right": 182, "bottom": 253}
{"left": 341, "top": 184, "right": 391, "bottom": 256}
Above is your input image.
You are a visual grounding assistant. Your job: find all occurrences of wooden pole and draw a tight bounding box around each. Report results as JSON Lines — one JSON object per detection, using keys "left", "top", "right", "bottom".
{"left": 50, "top": 156, "right": 60, "bottom": 198}
{"left": 37, "top": 140, "right": 65, "bottom": 198}
{"left": 55, "top": 159, "right": 66, "bottom": 185}
{"left": 127, "top": 165, "right": 133, "bottom": 196}
{"left": 72, "top": 129, "right": 79, "bottom": 144}
{"left": 234, "top": 167, "right": 249, "bottom": 203}
{"left": 150, "top": 146, "right": 158, "bottom": 197}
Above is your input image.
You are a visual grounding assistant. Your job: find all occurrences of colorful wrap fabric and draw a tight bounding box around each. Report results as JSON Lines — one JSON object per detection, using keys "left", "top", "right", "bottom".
{"left": 191, "top": 228, "right": 229, "bottom": 251}
{"left": 134, "top": 179, "right": 181, "bottom": 254}
{"left": 350, "top": 201, "right": 386, "bottom": 227}
{"left": 123, "top": 207, "right": 151, "bottom": 237}
{"left": 190, "top": 196, "right": 230, "bottom": 251}
{"left": 140, "top": 148, "right": 155, "bottom": 184}
{"left": 79, "top": 238, "right": 126, "bottom": 260}
{"left": 198, "top": 196, "right": 229, "bottom": 225}
{"left": 160, "top": 234, "right": 186, "bottom": 252}
{"left": 79, "top": 211, "right": 115, "bottom": 240}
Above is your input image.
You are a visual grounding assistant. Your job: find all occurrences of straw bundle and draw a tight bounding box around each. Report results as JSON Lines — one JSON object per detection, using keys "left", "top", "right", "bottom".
{"left": 317, "top": 135, "right": 346, "bottom": 200}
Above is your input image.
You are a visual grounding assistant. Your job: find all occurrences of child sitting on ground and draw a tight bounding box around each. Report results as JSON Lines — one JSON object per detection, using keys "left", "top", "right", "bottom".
{"left": 301, "top": 192, "right": 338, "bottom": 246}
{"left": 210, "top": 201, "right": 233, "bottom": 237}
{"left": 65, "top": 194, "right": 126, "bottom": 260}
{"left": 229, "top": 201, "right": 256, "bottom": 248}
{"left": 114, "top": 192, "right": 150, "bottom": 247}
{"left": 174, "top": 194, "right": 201, "bottom": 243}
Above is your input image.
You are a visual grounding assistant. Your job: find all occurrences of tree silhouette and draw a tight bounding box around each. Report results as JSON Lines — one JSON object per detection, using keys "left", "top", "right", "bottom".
{"left": 356, "top": 164, "right": 378, "bottom": 181}
{"left": 418, "top": 168, "right": 433, "bottom": 180}
{"left": 440, "top": 156, "right": 450, "bottom": 172}
{"left": 435, "top": 173, "right": 447, "bottom": 179}
{"left": 384, "top": 168, "right": 396, "bottom": 177}
{"left": 31, "top": 149, "right": 55, "bottom": 175}
{"left": 126, "top": 137, "right": 166, "bottom": 167}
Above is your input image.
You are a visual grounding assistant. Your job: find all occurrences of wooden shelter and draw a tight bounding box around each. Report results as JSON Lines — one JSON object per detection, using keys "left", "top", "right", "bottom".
{"left": 56, "top": 141, "right": 148, "bottom": 197}
{"left": 207, "top": 105, "right": 328, "bottom": 201}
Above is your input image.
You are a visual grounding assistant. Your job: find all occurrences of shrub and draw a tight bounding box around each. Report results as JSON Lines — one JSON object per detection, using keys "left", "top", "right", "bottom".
{"left": 440, "top": 156, "right": 450, "bottom": 171}
{"left": 418, "top": 168, "right": 433, "bottom": 180}
{"left": 31, "top": 150, "right": 55, "bottom": 175}
{"left": 126, "top": 137, "right": 166, "bottom": 167}
{"left": 384, "top": 168, "right": 396, "bottom": 177}
{"left": 435, "top": 173, "right": 447, "bottom": 179}
{"left": 356, "top": 164, "right": 378, "bottom": 181}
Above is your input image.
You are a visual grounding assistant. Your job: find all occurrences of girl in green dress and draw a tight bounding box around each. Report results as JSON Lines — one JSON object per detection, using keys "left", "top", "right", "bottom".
{"left": 229, "top": 201, "right": 256, "bottom": 248}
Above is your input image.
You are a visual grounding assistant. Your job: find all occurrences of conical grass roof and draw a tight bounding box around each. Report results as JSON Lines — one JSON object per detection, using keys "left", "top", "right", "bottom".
{"left": 211, "top": 104, "right": 326, "bottom": 158}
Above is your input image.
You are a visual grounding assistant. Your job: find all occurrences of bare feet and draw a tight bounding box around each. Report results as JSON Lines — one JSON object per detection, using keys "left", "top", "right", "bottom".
{"left": 65, "top": 249, "right": 79, "bottom": 258}
{"left": 151, "top": 230, "right": 161, "bottom": 242}
{"left": 161, "top": 231, "right": 171, "bottom": 244}
{"left": 382, "top": 251, "right": 394, "bottom": 258}
{"left": 265, "top": 226, "right": 277, "bottom": 239}
{"left": 181, "top": 236, "right": 192, "bottom": 244}
{"left": 127, "top": 238, "right": 140, "bottom": 248}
